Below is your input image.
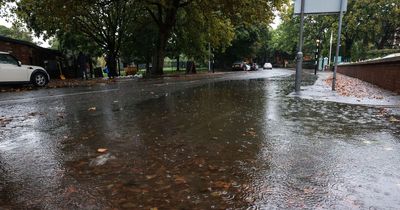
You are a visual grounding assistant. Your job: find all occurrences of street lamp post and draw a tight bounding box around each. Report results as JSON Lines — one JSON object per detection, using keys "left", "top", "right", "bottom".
{"left": 295, "top": 0, "right": 305, "bottom": 93}
{"left": 314, "top": 39, "right": 320, "bottom": 75}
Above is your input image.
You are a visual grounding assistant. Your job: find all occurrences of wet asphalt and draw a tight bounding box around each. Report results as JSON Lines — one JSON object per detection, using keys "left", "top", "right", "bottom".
{"left": 0, "top": 69, "right": 400, "bottom": 209}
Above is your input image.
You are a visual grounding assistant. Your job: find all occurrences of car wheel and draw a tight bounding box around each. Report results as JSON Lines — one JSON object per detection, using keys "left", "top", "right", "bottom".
{"left": 32, "top": 72, "right": 48, "bottom": 87}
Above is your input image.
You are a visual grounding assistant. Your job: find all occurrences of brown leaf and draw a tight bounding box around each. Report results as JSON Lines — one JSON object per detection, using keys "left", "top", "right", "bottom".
{"left": 213, "top": 181, "right": 231, "bottom": 189}
{"left": 174, "top": 175, "right": 186, "bottom": 184}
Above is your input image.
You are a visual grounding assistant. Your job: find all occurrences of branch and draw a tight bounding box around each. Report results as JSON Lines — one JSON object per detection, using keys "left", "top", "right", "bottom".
{"left": 145, "top": 7, "right": 161, "bottom": 26}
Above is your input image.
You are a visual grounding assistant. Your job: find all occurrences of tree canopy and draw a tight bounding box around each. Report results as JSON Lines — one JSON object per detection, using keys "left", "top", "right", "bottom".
{"left": 267, "top": 0, "right": 400, "bottom": 64}
{"left": 0, "top": 22, "right": 34, "bottom": 42}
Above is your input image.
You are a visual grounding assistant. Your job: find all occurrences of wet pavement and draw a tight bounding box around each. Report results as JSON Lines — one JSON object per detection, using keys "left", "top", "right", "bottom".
{"left": 0, "top": 69, "right": 399, "bottom": 209}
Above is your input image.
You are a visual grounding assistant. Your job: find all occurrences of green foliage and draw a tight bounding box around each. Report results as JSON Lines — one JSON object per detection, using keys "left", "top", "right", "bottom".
{"left": 0, "top": 22, "right": 34, "bottom": 42}
{"left": 16, "top": 0, "right": 139, "bottom": 75}
{"left": 268, "top": 0, "right": 400, "bottom": 63}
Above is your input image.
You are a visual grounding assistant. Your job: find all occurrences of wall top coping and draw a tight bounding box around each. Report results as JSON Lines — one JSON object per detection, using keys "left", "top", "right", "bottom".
{"left": 339, "top": 56, "right": 400, "bottom": 66}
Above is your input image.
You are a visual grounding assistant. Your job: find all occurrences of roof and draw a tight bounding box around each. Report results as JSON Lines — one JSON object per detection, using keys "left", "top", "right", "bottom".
{"left": 0, "top": 35, "right": 60, "bottom": 54}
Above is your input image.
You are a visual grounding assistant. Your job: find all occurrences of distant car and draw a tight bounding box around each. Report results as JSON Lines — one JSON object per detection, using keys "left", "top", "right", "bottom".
{"left": 244, "top": 63, "right": 251, "bottom": 71}
{"left": 263, "top": 63, "right": 273, "bottom": 70}
{"left": 250, "top": 63, "right": 259, "bottom": 71}
{"left": 0, "top": 51, "right": 50, "bottom": 87}
{"left": 232, "top": 61, "right": 247, "bottom": 71}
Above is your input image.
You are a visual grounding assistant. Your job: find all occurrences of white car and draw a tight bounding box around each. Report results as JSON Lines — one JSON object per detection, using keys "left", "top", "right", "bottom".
{"left": 0, "top": 51, "right": 50, "bottom": 87}
{"left": 263, "top": 63, "right": 273, "bottom": 70}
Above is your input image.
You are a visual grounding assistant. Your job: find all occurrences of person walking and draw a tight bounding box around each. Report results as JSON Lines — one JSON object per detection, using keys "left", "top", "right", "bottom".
{"left": 78, "top": 52, "right": 88, "bottom": 80}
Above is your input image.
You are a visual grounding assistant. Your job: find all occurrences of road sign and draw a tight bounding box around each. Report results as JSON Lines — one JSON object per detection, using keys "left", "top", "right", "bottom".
{"left": 294, "top": 0, "right": 347, "bottom": 15}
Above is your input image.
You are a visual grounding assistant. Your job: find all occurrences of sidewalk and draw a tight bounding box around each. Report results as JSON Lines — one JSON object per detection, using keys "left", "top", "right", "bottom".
{"left": 293, "top": 71, "right": 400, "bottom": 107}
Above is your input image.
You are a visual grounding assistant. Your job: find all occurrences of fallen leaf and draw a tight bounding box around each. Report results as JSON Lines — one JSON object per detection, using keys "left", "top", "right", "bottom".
{"left": 88, "top": 107, "right": 97, "bottom": 111}
{"left": 146, "top": 174, "right": 157, "bottom": 180}
{"left": 174, "top": 175, "right": 186, "bottom": 184}
{"left": 213, "top": 181, "right": 231, "bottom": 189}
{"left": 210, "top": 192, "right": 220, "bottom": 197}
{"left": 97, "top": 148, "right": 108, "bottom": 153}
{"left": 389, "top": 116, "right": 399, "bottom": 122}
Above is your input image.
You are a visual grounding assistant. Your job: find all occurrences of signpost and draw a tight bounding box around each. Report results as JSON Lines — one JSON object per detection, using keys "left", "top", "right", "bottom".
{"left": 295, "top": 0, "right": 305, "bottom": 93}
{"left": 293, "top": 0, "right": 347, "bottom": 92}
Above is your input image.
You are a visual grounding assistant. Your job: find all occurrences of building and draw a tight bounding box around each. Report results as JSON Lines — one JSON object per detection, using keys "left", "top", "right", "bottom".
{"left": 0, "top": 35, "right": 62, "bottom": 78}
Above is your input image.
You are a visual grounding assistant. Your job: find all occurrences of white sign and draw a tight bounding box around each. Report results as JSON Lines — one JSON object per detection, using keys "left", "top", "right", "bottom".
{"left": 294, "top": 0, "right": 348, "bottom": 15}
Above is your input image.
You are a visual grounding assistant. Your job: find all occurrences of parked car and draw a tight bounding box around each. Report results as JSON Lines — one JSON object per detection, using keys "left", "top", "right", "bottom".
{"left": 250, "top": 63, "right": 259, "bottom": 71}
{"left": 232, "top": 61, "right": 247, "bottom": 71}
{"left": 0, "top": 52, "right": 50, "bottom": 87}
{"left": 263, "top": 62, "right": 273, "bottom": 70}
{"left": 244, "top": 63, "right": 251, "bottom": 71}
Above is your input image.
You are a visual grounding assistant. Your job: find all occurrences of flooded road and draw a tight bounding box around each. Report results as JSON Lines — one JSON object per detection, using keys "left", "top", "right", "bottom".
{"left": 1, "top": 70, "right": 400, "bottom": 209}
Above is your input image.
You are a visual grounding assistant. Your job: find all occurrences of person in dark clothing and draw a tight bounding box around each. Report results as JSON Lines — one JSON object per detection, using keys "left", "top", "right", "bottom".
{"left": 78, "top": 52, "right": 88, "bottom": 80}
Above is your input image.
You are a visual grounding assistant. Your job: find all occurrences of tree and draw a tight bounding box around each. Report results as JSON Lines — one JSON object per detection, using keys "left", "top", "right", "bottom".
{"left": 17, "top": 0, "right": 139, "bottom": 76}
{"left": 0, "top": 22, "right": 34, "bottom": 42}
{"left": 268, "top": 0, "right": 400, "bottom": 63}
{"left": 142, "top": 0, "right": 287, "bottom": 75}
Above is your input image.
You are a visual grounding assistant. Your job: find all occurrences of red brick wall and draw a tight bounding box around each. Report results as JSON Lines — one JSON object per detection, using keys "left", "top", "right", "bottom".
{"left": 0, "top": 40, "right": 34, "bottom": 65}
{"left": 338, "top": 58, "right": 400, "bottom": 94}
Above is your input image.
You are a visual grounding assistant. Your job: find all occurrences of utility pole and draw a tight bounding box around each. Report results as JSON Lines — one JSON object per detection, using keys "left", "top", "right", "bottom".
{"left": 208, "top": 42, "right": 211, "bottom": 72}
{"left": 332, "top": 0, "right": 344, "bottom": 91}
{"left": 295, "top": 0, "right": 305, "bottom": 93}
{"left": 328, "top": 30, "right": 333, "bottom": 66}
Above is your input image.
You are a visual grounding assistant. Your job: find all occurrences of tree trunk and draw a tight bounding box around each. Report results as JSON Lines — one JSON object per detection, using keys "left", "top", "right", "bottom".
{"left": 151, "top": 31, "right": 168, "bottom": 75}
{"left": 176, "top": 55, "right": 180, "bottom": 71}
{"left": 107, "top": 53, "right": 118, "bottom": 77}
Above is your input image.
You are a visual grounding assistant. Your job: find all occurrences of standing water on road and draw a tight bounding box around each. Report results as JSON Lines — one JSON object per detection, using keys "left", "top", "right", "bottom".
{"left": 0, "top": 71, "right": 399, "bottom": 209}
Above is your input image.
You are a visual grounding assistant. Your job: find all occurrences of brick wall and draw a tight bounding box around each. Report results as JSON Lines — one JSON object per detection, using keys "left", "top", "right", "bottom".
{"left": 338, "top": 57, "right": 400, "bottom": 94}
{"left": 0, "top": 40, "right": 34, "bottom": 65}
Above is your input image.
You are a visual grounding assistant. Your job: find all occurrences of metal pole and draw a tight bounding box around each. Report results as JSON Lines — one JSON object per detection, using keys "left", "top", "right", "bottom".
{"left": 332, "top": 0, "right": 344, "bottom": 91}
{"left": 314, "top": 40, "right": 319, "bottom": 75}
{"left": 328, "top": 30, "right": 333, "bottom": 66}
{"left": 295, "top": 0, "right": 305, "bottom": 93}
{"left": 208, "top": 42, "right": 211, "bottom": 72}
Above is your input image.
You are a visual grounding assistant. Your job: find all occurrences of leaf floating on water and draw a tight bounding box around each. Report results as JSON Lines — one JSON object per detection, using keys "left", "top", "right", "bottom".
{"left": 88, "top": 107, "right": 97, "bottom": 111}
{"left": 174, "top": 175, "right": 186, "bottom": 184}
{"left": 213, "top": 181, "right": 231, "bottom": 189}
{"left": 97, "top": 148, "right": 108, "bottom": 153}
{"left": 210, "top": 192, "right": 220, "bottom": 197}
{"left": 146, "top": 174, "right": 157, "bottom": 180}
{"left": 89, "top": 153, "right": 116, "bottom": 167}
{"left": 389, "top": 116, "right": 399, "bottom": 122}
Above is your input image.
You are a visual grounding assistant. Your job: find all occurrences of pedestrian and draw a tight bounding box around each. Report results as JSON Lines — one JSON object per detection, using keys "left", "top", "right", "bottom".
{"left": 77, "top": 52, "right": 87, "bottom": 80}
{"left": 103, "top": 61, "right": 111, "bottom": 78}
